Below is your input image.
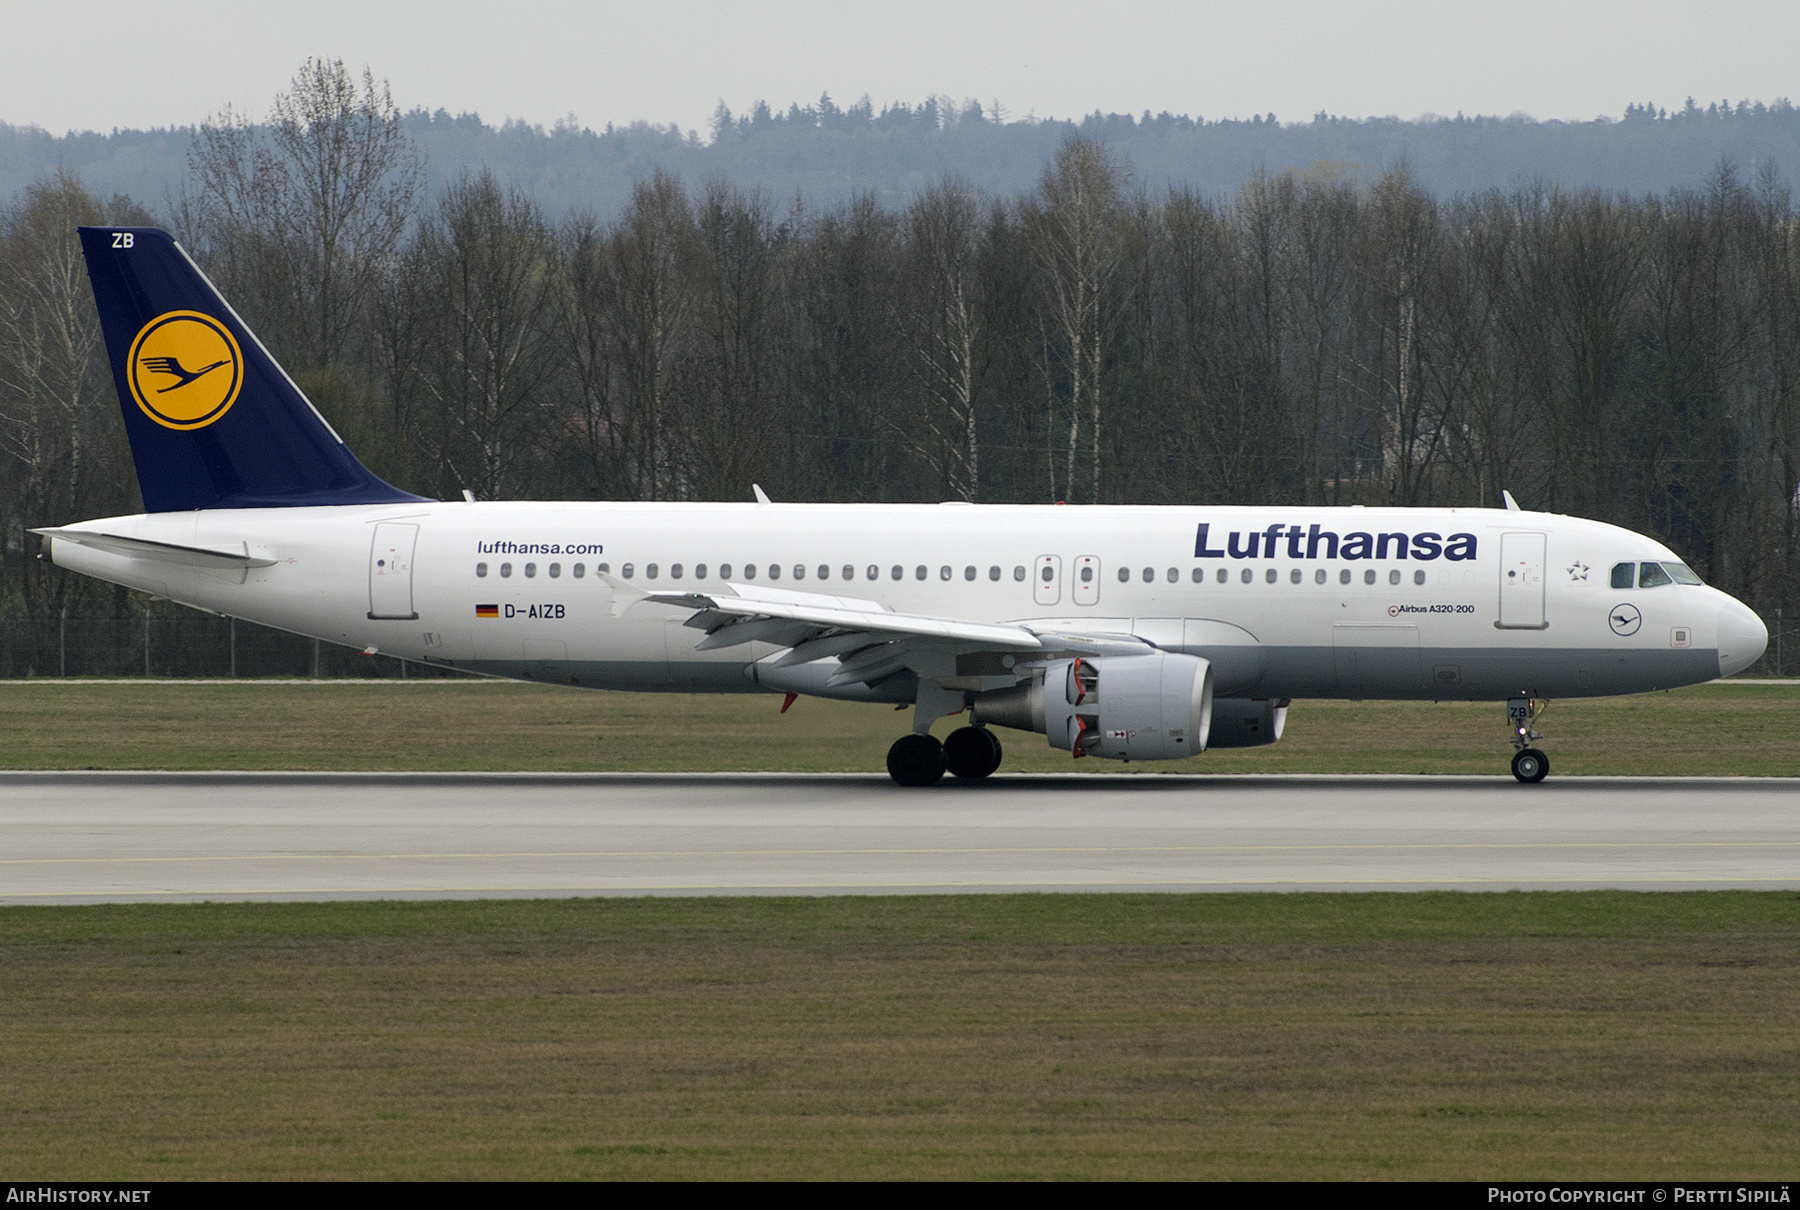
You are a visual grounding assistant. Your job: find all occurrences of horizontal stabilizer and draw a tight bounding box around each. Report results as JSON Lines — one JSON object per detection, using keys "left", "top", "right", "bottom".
{"left": 34, "top": 528, "right": 278, "bottom": 568}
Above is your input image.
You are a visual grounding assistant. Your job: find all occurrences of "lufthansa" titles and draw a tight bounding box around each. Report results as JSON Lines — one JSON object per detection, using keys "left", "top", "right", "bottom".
{"left": 1196, "top": 522, "right": 1477, "bottom": 562}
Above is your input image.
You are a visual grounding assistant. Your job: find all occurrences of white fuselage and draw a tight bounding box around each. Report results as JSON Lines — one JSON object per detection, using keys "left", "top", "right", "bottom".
{"left": 48, "top": 501, "right": 1766, "bottom": 703}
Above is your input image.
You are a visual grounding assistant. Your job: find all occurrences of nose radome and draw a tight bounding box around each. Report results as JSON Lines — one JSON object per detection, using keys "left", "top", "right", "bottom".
{"left": 1716, "top": 599, "right": 1768, "bottom": 678}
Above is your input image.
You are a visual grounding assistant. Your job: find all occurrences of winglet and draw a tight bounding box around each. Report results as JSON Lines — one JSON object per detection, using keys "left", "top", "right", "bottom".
{"left": 752, "top": 484, "right": 772, "bottom": 505}
{"left": 1502, "top": 490, "right": 1522, "bottom": 512}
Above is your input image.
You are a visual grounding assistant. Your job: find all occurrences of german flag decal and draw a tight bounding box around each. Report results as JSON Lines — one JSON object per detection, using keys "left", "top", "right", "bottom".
{"left": 476, "top": 604, "right": 499, "bottom": 618}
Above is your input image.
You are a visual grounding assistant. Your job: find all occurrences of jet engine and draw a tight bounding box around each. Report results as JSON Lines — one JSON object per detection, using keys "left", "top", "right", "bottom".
{"left": 1204, "top": 698, "right": 1289, "bottom": 748}
{"left": 972, "top": 651, "right": 1213, "bottom": 761}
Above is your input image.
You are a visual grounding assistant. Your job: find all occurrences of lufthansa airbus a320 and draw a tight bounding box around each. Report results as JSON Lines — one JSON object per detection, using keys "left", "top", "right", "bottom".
{"left": 37, "top": 228, "right": 1768, "bottom": 784}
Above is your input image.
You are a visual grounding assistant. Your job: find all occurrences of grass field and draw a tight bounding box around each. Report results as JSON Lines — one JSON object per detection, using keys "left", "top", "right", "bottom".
{"left": 2, "top": 892, "right": 1796, "bottom": 1180}
{"left": 5, "top": 683, "right": 1797, "bottom": 1179}
{"left": 2, "top": 678, "right": 1798, "bottom": 775}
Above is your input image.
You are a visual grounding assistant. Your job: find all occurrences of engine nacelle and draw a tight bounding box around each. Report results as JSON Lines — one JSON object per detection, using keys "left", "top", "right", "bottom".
{"left": 972, "top": 651, "right": 1214, "bottom": 761}
{"left": 1205, "top": 698, "right": 1289, "bottom": 748}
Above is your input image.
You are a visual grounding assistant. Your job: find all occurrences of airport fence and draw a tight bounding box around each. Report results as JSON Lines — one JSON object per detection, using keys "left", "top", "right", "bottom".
{"left": 0, "top": 611, "right": 462, "bottom": 680}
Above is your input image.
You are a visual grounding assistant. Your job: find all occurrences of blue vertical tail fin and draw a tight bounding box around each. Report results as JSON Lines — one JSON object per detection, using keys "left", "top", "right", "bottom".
{"left": 78, "top": 226, "right": 427, "bottom": 512}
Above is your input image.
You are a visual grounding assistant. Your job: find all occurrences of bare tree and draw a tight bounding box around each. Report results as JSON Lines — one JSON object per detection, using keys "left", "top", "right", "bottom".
{"left": 413, "top": 172, "right": 560, "bottom": 500}
{"left": 605, "top": 171, "right": 696, "bottom": 498}
{"left": 185, "top": 58, "right": 421, "bottom": 372}
{"left": 0, "top": 171, "right": 152, "bottom": 660}
{"left": 687, "top": 179, "right": 785, "bottom": 500}
{"left": 1028, "top": 137, "right": 1124, "bottom": 502}
{"left": 900, "top": 176, "right": 984, "bottom": 500}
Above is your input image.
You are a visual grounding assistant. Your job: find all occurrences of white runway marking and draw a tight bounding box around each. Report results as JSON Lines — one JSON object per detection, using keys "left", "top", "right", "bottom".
{"left": 1, "top": 771, "right": 1797, "bottom": 902}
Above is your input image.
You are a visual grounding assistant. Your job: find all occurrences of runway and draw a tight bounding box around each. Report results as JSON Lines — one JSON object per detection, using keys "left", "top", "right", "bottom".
{"left": 2, "top": 771, "right": 1797, "bottom": 903}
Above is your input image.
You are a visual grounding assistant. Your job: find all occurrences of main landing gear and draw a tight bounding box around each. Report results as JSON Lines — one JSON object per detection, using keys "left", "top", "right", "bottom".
{"left": 887, "top": 726, "right": 1004, "bottom": 787}
{"left": 1507, "top": 697, "right": 1550, "bottom": 783}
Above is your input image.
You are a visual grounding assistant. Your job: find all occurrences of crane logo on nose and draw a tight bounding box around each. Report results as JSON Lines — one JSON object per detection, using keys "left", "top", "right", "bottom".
{"left": 1608, "top": 603, "right": 1642, "bottom": 636}
{"left": 127, "top": 311, "right": 243, "bottom": 430}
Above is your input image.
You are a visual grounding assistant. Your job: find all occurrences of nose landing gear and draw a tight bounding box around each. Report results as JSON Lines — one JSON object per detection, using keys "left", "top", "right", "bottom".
{"left": 1511, "top": 747, "right": 1549, "bottom": 782}
{"left": 1507, "top": 697, "right": 1550, "bottom": 783}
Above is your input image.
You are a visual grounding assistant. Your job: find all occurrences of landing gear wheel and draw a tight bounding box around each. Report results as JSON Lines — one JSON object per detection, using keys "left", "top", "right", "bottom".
{"left": 944, "top": 726, "right": 1003, "bottom": 779}
{"left": 1511, "top": 748, "right": 1549, "bottom": 783}
{"left": 887, "top": 733, "right": 947, "bottom": 786}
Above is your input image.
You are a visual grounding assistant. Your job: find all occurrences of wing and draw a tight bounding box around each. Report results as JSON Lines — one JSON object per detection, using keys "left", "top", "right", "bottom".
{"left": 604, "top": 574, "right": 1154, "bottom": 688}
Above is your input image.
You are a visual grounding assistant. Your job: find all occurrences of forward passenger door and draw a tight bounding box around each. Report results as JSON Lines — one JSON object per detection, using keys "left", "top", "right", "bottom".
{"left": 1498, "top": 532, "right": 1548, "bottom": 630}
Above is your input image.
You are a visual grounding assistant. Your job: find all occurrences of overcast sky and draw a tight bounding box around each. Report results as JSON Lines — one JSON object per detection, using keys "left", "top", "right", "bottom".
{"left": 7, "top": 0, "right": 1796, "bottom": 136}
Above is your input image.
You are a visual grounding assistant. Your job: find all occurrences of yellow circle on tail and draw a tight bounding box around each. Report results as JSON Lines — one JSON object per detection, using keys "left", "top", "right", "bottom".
{"left": 126, "top": 311, "right": 243, "bottom": 430}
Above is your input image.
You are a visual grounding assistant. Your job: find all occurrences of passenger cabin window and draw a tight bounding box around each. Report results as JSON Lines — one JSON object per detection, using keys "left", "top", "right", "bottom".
{"left": 892, "top": 565, "right": 904, "bottom": 580}
{"left": 669, "top": 564, "right": 682, "bottom": 579}
{"left": 1116, "top": 567, "right": 1129, "bottom": 583}
{"left": 768, "top": 565, "right": 780, "bottom": 580}
{"left": 964, "top": 566, "right": 976, "bottom": 581}
{"left": 988, "top": 566, "right": 1001, "bottom": 581}
{"left": 1339, "top": 569, "right": 1350, "bottom": 585}
{"left": 1217, "top": 568, "right": 1228, "bottom": 584}
{"left": 1611, "top": 562, "right": 1635, "bottom": 589}
{"left": 1193, "top": 568, "right": 1205, "bottom": 583}
{"left": 867, "top": 565, "right": 879, "bottom": 580}
{"left": 525, "top": 562, "right": 538, "bottom": 578}
{"left": 842, "top": 565, "right": 854, "bottom": 580}
{"left": 1167, "top": 568, "right": 1178, "bottom": 583}
{"left": 1290, "top": 568, "right": 1302, "bottom": 584}
{"left": 1142, "top": 567, "right": 1154, "bottom": 583}
{"left": 695, "top": 564, "right": 707, "bottom": 579}
{"left": 939, "top": 566, "right": 952, "bottom": 581}
{"left": 916, "top": 565, "right": 928, "bottom": 581}
{"left": 1314, "top": 569, "right": 1326, "bottom": 584}
{"left": 476, "top": 562, "right": 489, "bottom": 578}
{"left": 1013, "top": 566, "right": 1026, "bottom": 582}
{"left": 1638, "top": 562, "right": 1673, "bottom": 588}
{"left": 1413, "top": 570, "right": 1426, "bottom": 585}
{"left": 574, "top": 564, "right": 586, "bottom": 578}
{"left": 1081, "top": 566, "right": 1095, "bottom": 583}
{"left": 743, "top": 564, "right": 756, "bottom": 579}
{"left": 719, "top": 564, "right": 733, "bottom": 579}
{"left": 549, "top": 563, "right": 562, "bottom": 578}
{"left": 596, "top": 563, "right": 609, "bottom": 575}
{"left": 619, "top": 563, "right": 632, "bottom": 579}
{"left": 1363, "top": 569, "right": 1375, "bottom": 585}
{"left": 1264, "top": 568, "right": 1277, "bottom": 584}
{"left": 1239, "top": 568, "right": 1252, "bottom": 584}
{"left": 642, "top": 563, "right": 654, "bottom": 579}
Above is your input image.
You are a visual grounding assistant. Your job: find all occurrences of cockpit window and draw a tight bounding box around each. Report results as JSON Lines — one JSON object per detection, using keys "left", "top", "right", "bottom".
{"left": 1610, "top": 562, "right": 1634, "bottom": 589}
{"left": 1664, "top": 563, "right": 1704, "bottom": 585}
{"left": 1638, "top": 562, "right": 1673, "bottom": 588}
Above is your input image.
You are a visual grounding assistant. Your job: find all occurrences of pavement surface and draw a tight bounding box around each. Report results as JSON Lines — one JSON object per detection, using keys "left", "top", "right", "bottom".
{"left": 2, "top": 771, "right": 1797, "bottom": 903}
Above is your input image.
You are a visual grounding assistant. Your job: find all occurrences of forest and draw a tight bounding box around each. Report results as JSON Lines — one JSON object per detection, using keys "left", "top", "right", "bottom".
{"left": 2, "top": 60, "right": 1798, "bottom": 676}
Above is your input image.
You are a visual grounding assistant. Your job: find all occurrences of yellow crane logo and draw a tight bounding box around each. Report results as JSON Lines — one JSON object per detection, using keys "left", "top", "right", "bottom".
{"left": 127, "top": 311, "right": 243, "bottom": 430}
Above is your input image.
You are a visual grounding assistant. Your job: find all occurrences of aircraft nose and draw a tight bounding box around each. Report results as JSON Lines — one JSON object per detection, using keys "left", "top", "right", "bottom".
{"left": 1716, "top": 597, "right": 1768, "bottom": 678}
